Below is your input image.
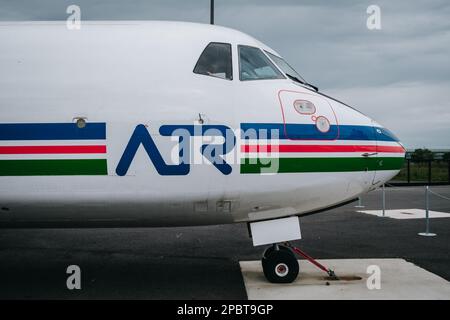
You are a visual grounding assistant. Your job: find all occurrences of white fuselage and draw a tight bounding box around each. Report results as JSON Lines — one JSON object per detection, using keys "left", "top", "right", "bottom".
{"left": 0, "top": 21, "right": 405, "bottom": 227}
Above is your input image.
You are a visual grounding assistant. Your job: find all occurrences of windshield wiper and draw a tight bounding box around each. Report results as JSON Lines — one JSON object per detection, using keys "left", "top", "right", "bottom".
{"left": 285, "top": 73, "right": 319, "bottom": 92}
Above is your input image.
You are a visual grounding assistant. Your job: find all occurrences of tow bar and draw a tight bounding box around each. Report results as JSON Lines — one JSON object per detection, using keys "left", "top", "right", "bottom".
{"left": 285, "top": 242, "right": 339, "bottom": 280}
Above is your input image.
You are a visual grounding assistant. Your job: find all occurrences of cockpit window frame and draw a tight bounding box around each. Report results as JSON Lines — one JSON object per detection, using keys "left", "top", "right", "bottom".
{"left": 264, "top": 50, "right": 306, "bottom": 84}
{"left": 193, "top": 42, "right": 233, "bottom": 81}
{"left": 238, "top": 45, "right": 286, "bottom": 82}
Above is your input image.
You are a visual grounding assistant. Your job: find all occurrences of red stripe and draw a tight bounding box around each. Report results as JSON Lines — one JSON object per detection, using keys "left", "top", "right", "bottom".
{"left": 0, "top": 145, "right": 106, "bottom": 154}
{"left": 376, "top": 146, "right": 406, "bottom": 153}
{"left": 241, "top": 145, "right": 405, "bottom": 153}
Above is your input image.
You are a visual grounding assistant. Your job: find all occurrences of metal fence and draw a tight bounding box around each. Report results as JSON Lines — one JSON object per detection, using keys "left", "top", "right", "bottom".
{"left": 390, "top": 160, "right": 450, "bottom": 186}
{"left": 357, "top": 183, "right": 450, "bottom": 237}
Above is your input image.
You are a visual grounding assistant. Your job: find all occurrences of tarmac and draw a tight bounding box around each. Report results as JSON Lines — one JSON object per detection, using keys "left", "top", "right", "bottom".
{"left": 0, "top": 185, "right": 449, "bottom": 299}
{"left": 241, "top": 258, "right": 450, "bottom": 300}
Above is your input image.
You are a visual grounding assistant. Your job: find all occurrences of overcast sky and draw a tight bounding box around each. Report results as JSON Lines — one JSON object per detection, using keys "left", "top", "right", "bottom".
{"left": 1, "top": 0, "right": 449, "bottom": 149}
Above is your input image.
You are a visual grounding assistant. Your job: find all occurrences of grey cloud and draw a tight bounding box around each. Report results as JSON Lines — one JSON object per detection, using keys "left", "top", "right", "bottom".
{"left": 0, "top": 0, "right": 208, "bottom": 21}
{"left": 327, "top": 82, "right": 450, "bottom": 149}
{"left": 216, "top": 1, "right": 450, "bottom": 88}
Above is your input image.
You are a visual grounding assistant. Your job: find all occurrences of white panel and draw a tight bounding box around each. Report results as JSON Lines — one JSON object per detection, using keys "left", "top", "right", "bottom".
{"left": 357, "top": 209, "right": 450, "bottom": 220}
{"left": 250, "top": 216, "right": 301, "bottom": 246}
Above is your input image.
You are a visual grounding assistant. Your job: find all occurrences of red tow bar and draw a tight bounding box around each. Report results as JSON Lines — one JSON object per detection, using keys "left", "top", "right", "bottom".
{"left": 286, "top": 243, "right": 339, "bottom": 279}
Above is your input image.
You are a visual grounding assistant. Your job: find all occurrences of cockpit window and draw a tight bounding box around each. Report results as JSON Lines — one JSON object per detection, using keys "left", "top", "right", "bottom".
{"left": 193, "top": 42, "right": 232, "bottom": 80}
{"left": 264, "top": 50, "right": 306, "bottom": 83}
{"left": 238, "top": 45, "right": 285, "bottom": 81}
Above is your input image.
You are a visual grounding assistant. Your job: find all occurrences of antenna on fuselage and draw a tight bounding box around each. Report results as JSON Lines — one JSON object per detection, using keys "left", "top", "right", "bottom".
{"left": 210, "top": 0, "right": 215, "bottom": 25}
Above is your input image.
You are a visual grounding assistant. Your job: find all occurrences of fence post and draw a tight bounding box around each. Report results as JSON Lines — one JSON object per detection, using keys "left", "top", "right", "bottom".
{"left": 428, "top": 160, "right": 432, "bottom": 184}
{"left": 448, "top": 160, "right": 450, "bottom": 184}
{"left": 407, "top": 160, "right": 410, "bottom": 184}
{"left": 354, "top": 197, "right": 365, "bottom": 208}
{"left": 418, "top": 186, "right": 436, "bottom": 237}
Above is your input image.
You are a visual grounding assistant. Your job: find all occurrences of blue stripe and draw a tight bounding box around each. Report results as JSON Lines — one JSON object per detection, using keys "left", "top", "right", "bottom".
{"left": 0, "top": 123, "right": 106, "bottom": 140}
{"left": 240, "top": 123, "right": 398, "bottom": 141}
{"left": 376, "top": 127, "right": 400, "bottom": 142}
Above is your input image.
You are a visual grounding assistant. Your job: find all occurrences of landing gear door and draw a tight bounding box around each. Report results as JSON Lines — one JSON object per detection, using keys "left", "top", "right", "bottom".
{"left": 278, "top": 90, "right": 339, "bottom": 140}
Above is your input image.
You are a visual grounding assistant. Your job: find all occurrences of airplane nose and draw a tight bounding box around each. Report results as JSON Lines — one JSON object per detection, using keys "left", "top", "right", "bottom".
{"left": 373, "top": 125, "right": 406, "bottom": 185}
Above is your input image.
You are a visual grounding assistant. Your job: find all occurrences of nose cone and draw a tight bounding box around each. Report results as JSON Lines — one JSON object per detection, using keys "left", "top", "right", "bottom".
{"left": 324, "top": 96, "right": 405, "bottom": 188}
{"left": 372, "top": 124, "right": 406, "bottom": 186}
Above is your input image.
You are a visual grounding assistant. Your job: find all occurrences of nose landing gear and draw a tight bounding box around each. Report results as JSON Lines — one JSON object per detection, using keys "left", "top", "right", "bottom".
{"left": 249, "top": 216, "right": 337, "bottom": 283}
{"left": 261, "top": 242, "right": 339, "bottom": 283}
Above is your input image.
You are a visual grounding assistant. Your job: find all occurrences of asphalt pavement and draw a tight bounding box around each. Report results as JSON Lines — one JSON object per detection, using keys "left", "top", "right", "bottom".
{"left": 0, "top": 186, "right": 448, "bottom": 299}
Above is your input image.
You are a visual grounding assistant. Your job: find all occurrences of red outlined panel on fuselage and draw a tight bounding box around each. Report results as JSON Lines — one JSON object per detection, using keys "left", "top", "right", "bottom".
{"left": 278, "top": 90, "right": 339, "bottom": 141}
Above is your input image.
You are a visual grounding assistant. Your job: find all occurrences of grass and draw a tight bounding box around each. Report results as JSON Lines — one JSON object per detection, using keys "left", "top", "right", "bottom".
{"left": 392, "top": 161, "right": 450, "bottom": 183}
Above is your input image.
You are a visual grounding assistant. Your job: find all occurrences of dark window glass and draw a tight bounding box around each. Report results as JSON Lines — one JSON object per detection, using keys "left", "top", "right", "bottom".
{"left": 238, "top": 45, "right": 284, "bottom": 81}
{"left": 193, "top": 42, "right": 232, "bottom": 80}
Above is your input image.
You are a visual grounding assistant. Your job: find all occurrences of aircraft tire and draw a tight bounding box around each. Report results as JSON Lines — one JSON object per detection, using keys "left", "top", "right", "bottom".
{"left": 262, "top": 249, "right": 299, "bottom": 283}
{"left": 261, "top": 245, "right": 294, "bottom": 272}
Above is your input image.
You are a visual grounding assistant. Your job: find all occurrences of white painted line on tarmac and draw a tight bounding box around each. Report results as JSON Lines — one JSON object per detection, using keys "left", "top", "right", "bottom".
{"left": 240, "top": 258, "right": 450, "bottom": 300}
{"left": 357, "top": 208, "right": 450, "bottom": 219}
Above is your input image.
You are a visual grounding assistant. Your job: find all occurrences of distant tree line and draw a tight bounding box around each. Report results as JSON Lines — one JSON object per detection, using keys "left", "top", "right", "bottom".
{"left": 410, "top": 149, "right": 450, "bottom": 162}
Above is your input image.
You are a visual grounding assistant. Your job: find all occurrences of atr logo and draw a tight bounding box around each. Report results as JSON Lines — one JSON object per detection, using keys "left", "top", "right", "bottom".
{"left": 115, "top": 124, "right": 236, "bottom": 176}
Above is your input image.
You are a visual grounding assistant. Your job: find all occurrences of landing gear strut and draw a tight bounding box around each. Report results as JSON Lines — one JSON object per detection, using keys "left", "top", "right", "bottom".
{"left": 249, "top": 216, "right": 337, "bottom": 283}
{"left": 261, "top": 242, "right": 338, "bottom": 283}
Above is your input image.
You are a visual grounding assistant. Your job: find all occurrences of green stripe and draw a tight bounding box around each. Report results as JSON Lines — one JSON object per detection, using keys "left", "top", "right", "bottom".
{"left": 240, "top": 157, "right": 404, "bottom": 174}
{"left": 0, "top": 159, "right": 107, "bottom": 176}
